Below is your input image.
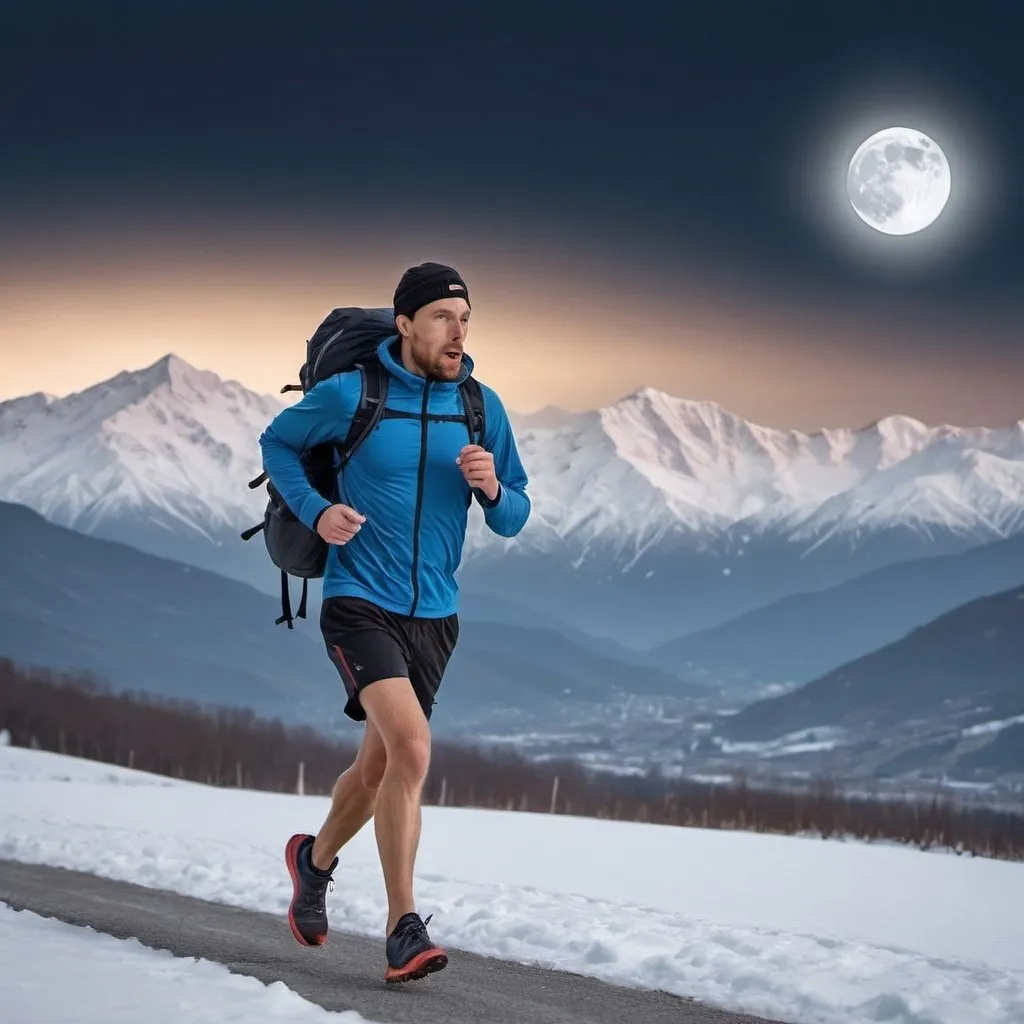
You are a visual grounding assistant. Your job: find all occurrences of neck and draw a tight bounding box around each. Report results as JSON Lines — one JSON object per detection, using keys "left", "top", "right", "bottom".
{"left": 398, "top": 337, "right": 427, "bottom": 378}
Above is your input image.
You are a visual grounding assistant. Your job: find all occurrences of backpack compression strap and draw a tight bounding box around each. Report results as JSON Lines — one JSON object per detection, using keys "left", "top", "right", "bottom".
{"left": 244, "top": 357, "right": 390, "bottom": 498}
{"left": 336, "top": 361, "right": 389, "bottom": 465}
{"left": 458, "top": 376, "right": 486, "bottom": 446}
{"left": 458, "top": 375, "right": 496, "bottom": 508}
{"left": 275, "top": 571, "right": 309, "bottom": 629}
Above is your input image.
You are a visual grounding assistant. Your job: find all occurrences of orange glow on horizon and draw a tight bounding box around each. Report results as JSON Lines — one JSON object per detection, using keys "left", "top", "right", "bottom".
{"left": 1, "top": 225, "right": 1022, "bottom": 431}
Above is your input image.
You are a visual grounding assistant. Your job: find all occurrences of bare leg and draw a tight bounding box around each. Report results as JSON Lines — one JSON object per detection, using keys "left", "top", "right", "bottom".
{"left": 310, "top": 721, "right": 387, "bottom": 871}
{"left": 357, "top": 676, "right": 431, "bottom": 936}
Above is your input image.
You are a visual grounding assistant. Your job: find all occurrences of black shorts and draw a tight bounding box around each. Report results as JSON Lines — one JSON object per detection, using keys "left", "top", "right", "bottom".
{"left": 321, "top": 596, "right": 459, "bottom": 722}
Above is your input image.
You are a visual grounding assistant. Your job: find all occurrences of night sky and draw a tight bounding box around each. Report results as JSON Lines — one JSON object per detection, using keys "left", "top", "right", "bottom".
{"left": 2, "top": 1, "right": 1022, "bottom": 429}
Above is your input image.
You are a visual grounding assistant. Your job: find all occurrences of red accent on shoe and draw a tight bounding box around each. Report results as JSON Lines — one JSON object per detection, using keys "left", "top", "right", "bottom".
{"left": 384, "top": 946, "right": 449, "bottom": 983}
{"left": 285, "top": 833, "right": 326, "bottom": 946}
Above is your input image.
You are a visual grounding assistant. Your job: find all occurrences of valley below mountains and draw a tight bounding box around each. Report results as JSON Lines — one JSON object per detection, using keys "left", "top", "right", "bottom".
{"left": 683, "top": 582, "right": 1024, "bottom": 797}
{"left": 461, "top": 581, "right": 1024, "bottom": 805}
{"left": 0, "top": 501, "right": 707, "bottom": 740}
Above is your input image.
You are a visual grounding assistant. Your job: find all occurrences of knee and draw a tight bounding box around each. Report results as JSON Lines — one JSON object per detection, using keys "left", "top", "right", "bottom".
{"left": 388, "top": 732, "right": 431, "bottom": 786}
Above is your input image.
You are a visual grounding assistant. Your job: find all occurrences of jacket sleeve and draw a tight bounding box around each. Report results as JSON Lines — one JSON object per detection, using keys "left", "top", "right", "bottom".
{"left": 476, "top": 385, "right": 531, "bottom": 537}
{"left": 257, "top": 374, "right": 357, "bottom": 531}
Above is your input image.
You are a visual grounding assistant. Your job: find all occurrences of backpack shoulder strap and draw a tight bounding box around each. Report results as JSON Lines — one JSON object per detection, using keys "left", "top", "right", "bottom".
{"left": 336, "top": 361, "right": 388, "bottom": 467}
{"left": 458, "top": 375, "right": 486, "bottom": 446}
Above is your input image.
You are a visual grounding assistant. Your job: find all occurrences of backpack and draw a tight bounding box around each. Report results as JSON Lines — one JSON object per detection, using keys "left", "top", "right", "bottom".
{"left": 241, "top": 306, "right": 486, "bottom": 628}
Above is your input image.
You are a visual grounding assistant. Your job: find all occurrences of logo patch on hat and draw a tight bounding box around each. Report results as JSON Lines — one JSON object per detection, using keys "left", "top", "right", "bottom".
{"left": 448, "top": 283, "right": 465, "bottom": 291}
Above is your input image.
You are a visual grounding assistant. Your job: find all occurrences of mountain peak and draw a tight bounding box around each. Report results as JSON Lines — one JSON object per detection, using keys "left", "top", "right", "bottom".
{"left": 607, "top": 386, "right": 745, "bottom": 435}
{"left": 150, "top": 352, "right": 188, "bottom": 368}
{"left": 0, "top": 391, "right": 58, "bottom": 422}
{"left": 129, "top": 352, "right": 222, "bottom": 395}
{"left": 0, "top": 352, "right": 287, "bottom": 541}
{"left": 150, "top": 351, "right": 192, "bottom": 374}
{"left": 616, "top": 385, "right": 683, "bottom": 406}
{"left": 511, "top": 404, "right": 580, "bottom": 430}
{"left": 88, "top": 353, "right": 288, "bottom": 417}
{"left": 859, "top": 413, "right": 930, "bottom": 438}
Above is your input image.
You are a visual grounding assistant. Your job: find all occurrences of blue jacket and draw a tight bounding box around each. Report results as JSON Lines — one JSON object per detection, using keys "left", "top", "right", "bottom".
{"left": 258, "top": 336, "right": 531, "bottom": 618}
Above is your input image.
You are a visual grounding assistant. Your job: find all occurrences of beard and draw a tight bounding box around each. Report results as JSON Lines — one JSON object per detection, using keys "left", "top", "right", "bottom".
{"left": 413, "top": 347, "right": 464, "bottom": 382}
{"left": 426, "top": 360, "right": 463, "bottom": 382}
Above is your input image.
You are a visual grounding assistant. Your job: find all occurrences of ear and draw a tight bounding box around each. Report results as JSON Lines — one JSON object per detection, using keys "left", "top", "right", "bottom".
{"left": 395, "top": 313, "right": 412, "bottom": 338}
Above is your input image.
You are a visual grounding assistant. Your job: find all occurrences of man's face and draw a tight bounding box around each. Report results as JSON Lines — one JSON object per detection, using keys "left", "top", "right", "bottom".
{"left": 399, "top": 298, "right": 471, "bottom": 382}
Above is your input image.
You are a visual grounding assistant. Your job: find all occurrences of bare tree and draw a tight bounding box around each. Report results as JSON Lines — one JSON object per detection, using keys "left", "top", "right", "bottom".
{"left": 1, "top": 657, "right": 1021, "bottom": 861}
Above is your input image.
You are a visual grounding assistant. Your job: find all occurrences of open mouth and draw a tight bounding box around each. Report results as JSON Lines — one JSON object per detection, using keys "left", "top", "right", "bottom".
{"left": 443, "top": 350, "right": 462, "bottom": 360}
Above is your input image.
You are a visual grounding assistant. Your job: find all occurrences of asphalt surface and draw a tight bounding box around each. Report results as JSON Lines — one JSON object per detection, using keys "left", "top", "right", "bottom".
{"left": 0, "top": 858, "right": 789, "bottom": 1024}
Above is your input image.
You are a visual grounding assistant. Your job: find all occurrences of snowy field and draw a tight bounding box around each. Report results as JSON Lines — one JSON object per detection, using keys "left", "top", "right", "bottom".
{"left": 1, "top": 745, "right": 1023, "bottom": 1024}
{"left": 0, "top": 904, "right": 376, "bottom": 1024}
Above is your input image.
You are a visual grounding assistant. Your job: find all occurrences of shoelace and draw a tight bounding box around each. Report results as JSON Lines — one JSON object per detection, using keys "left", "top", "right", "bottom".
{"left": 395, "top": 912, "right": 432, "bottom": 940}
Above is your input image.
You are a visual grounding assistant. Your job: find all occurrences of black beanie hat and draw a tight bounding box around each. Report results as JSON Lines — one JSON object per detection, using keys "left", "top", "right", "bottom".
{"left": 393, "top": 262, "right": 470, "bottom": 321}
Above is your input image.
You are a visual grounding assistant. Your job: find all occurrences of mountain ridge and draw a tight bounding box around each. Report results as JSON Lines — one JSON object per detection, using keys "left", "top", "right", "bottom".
{"left": 710, "top": 580, "right": 1024, "bottom": 744}
{"left": 18, "top": 350, "right": 1024, "bottom": 440}
{"left": 648, "top": 531, "right": 1024, "bottom": 688}
{"left": 3, "top": 352, "right": 1022, "bottom": 645}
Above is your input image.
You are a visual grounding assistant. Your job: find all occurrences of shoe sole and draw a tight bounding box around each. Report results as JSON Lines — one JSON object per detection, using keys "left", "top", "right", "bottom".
{"left": 285, "top": 833, "right": 326, "bottom": 947}
{"left": 384, "top": 947, "right": 449, "bottom": 983}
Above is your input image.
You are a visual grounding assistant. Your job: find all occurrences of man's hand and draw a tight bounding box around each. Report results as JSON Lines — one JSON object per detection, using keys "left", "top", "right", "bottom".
{"left": 456, "top": 444, "right": 500, "bottom": 501}
{"left": 315, "top": 503, "right": 365, "bottom": 545}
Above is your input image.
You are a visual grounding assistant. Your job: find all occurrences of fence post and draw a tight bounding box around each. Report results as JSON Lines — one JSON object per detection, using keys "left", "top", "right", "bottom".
{"left": 297, "top": 760, "right": 305, "bottom": 796}
{"left": 439, "top": 776, "right": 447, "bottom": 806}
{"left": 236, "top": 760, "right": 243, "bottom": 787}
{"left": 550, "top": 775, "right": 560, "bottom": 813}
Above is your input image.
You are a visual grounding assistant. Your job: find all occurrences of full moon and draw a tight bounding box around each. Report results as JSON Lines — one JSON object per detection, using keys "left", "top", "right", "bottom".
{"left": 846, "top": 127, "right": 951, "bottom": 235}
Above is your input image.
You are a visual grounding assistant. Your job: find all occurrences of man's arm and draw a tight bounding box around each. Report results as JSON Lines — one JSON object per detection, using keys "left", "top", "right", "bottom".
{"left": 257, "top": 374, "right": 357, "bottom": 531}
{"left": 476, "top": 385, "right": 531, "bottom": 537}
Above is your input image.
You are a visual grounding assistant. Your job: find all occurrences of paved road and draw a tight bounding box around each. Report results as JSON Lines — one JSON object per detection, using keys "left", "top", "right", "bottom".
{"left": 0, "top": 859, "right": 788, "bottom": 1024}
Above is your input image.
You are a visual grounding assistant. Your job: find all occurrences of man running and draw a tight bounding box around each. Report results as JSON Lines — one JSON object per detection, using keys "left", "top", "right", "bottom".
{"left": 257, "top": 262, "right": 531, "bottom": 983}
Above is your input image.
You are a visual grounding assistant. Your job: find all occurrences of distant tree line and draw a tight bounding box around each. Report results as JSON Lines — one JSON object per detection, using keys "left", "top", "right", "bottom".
{"left": 2, "top": 657, "right": 1022, "bottom": 861}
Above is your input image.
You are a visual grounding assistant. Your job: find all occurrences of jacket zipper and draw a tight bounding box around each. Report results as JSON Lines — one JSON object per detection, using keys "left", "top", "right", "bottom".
{"left": 409, "top": 381, "right": 431, "bottom": 615}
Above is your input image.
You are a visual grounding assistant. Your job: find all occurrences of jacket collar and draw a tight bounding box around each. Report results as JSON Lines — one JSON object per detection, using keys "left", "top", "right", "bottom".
{"left": 377, "top": 336, "right": 474, "bottom": 391}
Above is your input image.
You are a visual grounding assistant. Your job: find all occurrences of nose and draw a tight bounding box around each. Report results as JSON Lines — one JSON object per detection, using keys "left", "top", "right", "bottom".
{"left": 450, "top": 320, "right": 466, "bottom": 342}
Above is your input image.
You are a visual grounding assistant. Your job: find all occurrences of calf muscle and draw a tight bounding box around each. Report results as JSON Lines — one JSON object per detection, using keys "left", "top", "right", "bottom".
{"left": 358, "top": 676, "right": 432, "bottom": 935}
{"left": 311, "top": 721, "right": 386, "bottom": 871}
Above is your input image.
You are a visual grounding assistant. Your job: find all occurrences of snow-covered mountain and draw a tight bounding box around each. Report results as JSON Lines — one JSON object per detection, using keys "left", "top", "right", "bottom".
{"left": 473, "top": 387, "right": 1024, "bottom": 557}
{"left": 1, "top": 355, "right": 1022, "bottom": 645}
{"left": 461, "top": 387, "right": 1024, "bottom": 642}
{"left": 0, "top": 355, "right": 283, "bottom": 588}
